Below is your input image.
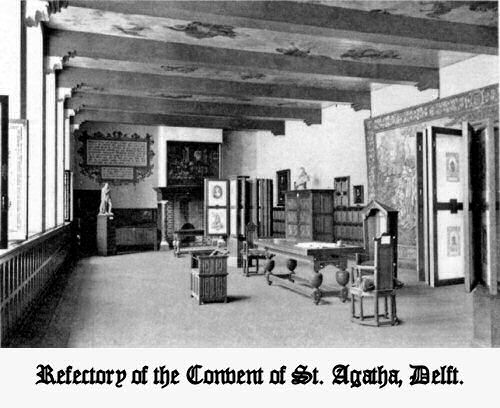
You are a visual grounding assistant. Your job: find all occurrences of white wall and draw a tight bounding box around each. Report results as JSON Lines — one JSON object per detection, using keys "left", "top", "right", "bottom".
{"left": 371, "top": 85, "right": 438, "bottom": 116}
{"left": 440, "top": 55, "right": 499, "bottom": 98}
{"left": 223, "top": 105, "right": 370, "bottom": 204}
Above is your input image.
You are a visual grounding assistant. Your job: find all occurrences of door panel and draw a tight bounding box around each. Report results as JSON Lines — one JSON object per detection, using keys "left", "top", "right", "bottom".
{"left": 464, "top": 121, "right": 498, "bottom": 295}
{"left": 462, "top": 122, "right": 475, "bottom": 292}
{"left": 425, "top": 126, "right": 465, "bottom": 286}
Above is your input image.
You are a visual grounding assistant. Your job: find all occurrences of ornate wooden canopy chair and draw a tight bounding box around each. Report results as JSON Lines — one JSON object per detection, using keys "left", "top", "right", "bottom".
{"left": 354, "top": 200, "right": 403, "bottom": 288}
{"left": 350, "top": 234, "right": 398, "bottom": 326}
{"left": 241, "top": 222, "right": 267, "bottom": 277}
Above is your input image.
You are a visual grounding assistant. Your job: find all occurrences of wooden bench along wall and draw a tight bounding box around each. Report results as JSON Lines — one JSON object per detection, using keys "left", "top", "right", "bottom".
{"left": 0, "top": 224, "right": 73, "bottom": 346}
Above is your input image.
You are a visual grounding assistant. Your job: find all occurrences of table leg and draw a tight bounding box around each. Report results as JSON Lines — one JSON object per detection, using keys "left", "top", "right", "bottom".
{"left": 312, "top": 262, "right": 324, "bottom": 305}
{"left": 335, "top": 266, "right": 350, "bottom": 303}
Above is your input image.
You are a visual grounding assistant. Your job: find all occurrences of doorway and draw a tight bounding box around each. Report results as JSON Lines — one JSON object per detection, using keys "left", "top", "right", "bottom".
{"left": 417, "top": 121, "right": 498, "bottom": 289}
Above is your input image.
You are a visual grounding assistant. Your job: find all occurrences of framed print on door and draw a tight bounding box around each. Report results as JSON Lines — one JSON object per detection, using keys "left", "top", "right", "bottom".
{"left": 205, "top": 179, "right": 229, "bottom": 236}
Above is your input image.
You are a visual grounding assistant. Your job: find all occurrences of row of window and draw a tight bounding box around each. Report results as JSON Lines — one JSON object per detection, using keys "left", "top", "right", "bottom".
{"left": 1, "top": 10, "right": 72, "bottom": 249}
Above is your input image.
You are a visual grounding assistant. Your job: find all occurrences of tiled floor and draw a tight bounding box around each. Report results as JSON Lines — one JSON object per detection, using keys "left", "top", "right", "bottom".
{"left": 8, "top": 251, "right": 473, "bottom": 347}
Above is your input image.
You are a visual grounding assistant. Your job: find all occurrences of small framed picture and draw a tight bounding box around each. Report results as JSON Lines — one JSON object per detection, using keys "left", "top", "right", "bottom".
{"left": 207, "top": 179, "right": 227, "bottom": 207}
{"left": 207, "top": 208, "right": 228, "bottom": 235}
{"left": 446, "top": 152, "right": 459, "bottom": 182}
{"left": 447, "top": 226, "right": 460, "bottom": 257}
{"left": 353, "top": 185, "right": 364, "bottom": 205}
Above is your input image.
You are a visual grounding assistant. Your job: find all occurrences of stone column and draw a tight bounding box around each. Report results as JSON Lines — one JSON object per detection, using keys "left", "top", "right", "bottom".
{"left": 159, "top": 200, "right": 169, "bottom": 251}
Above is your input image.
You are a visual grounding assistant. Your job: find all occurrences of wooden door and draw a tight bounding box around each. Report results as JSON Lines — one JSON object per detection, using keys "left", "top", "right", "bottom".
{"left": 73, "top": 189, "right": 101, "bottom": 256}
{"left": 463, "top": 120, "right": 498, "bottom": 295}
{"left": 424, "top": 126, "right": 467, "bottom": 286}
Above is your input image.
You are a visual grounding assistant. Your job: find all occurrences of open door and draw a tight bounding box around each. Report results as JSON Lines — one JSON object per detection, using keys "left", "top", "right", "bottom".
{"left": 464, "top": 120, "right": 498, "bottom": 295}
{"left": 423, "top": 126, "right": 467, "bottom": 286}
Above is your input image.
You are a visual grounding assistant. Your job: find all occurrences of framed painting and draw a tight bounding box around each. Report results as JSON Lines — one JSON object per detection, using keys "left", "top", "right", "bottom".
{"left": 353, "top": 185, "right": 364, "bottom": 205}
{"left": 207, "top": 208, "right": 228, "bottom": 235}
{"left": 207, "top": 179, "right": 228, "bottom": 207}
{"left": 167, "top": 141, "right": 220, "bottom": 187}
{"left": 276, "top": 169, "right": 290, "bottom": 207}
{"left": 204, "top": 178, "right": 229, "bottom": 236}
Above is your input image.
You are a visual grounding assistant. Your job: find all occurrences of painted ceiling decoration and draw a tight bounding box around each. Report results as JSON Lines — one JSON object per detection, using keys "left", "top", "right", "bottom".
{"left": 240, "top": 73, "right": 266, "bottom": 80}
{"left": 304, "top": 1, "right": 498, "bottom": 26}
{"left": 341, "top": 48, "right": 401, "bottom": 61}
{"left": 166, "top": 21, "right": 238, "bottom": 39}
{"left": 160, "top": 65, "right": 199, "bottom": 74}
{"left": 42, "top": 1, "right": 497, "bottom": 132}
{"left": 112, "top": 24, "right": 147, "bottom": 37}
{"left": 276, "top": 45, "right": 312, "bottom": 58}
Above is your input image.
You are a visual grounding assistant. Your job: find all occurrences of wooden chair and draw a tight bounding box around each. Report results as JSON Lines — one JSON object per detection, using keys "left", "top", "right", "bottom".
{"left": 241, "top": 222, "right": 267, "bottom": 277}
{"left": 350, "top": 234, "right": 398, "bottom": 326}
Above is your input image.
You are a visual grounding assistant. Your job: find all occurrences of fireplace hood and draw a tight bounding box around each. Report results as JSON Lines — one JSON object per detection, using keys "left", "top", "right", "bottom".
{"left": 154, "top": 185, "right": 203, "bottom": 201}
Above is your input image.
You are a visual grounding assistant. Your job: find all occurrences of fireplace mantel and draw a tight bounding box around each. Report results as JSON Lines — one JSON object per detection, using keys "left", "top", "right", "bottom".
{"left": 154, "top": 185, "right": 203, "bottom": 201}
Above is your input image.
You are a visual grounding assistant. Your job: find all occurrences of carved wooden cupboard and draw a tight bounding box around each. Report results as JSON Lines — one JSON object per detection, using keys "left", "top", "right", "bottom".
{"left": 285, "top": 189, "right": 334, "bottom": 242}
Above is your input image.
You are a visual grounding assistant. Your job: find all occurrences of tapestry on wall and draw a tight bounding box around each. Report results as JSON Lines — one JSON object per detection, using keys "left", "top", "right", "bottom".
{"left": 364, "top": 84, "right": 499, "bottom": 260}
{"left": 166, "top": 141, "right": 220, "bottom": 187}
{"left": 77, "top": 130, "right": 155, "bottom": 185}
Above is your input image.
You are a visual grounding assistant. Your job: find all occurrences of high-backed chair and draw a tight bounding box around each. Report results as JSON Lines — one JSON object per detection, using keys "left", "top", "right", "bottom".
{"left": 350, "top": 234, "right": 398, "bottom": 326}
{"left": 241, "top": 222, "right": 267, "bottom": 277}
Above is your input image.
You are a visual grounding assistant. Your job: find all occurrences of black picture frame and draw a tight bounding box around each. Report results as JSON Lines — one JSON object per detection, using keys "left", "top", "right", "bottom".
{"left": 276, "top": 169, "right": 290, "bottom": 207}
{"left": 353, "top": 185, "right": 364, "bottom": 205}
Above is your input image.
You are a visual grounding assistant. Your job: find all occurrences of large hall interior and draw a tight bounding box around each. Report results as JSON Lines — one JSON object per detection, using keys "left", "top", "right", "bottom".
{"left": 0, "top": 0, "right": 499, "bottom": 348}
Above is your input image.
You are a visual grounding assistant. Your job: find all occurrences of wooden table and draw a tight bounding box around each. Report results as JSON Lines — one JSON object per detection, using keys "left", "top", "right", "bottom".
{"left": 255, "top": 239, "right": 363, "bottom": 304}
{"left": 173, "top": 229, "right": 205, "bottom": 257}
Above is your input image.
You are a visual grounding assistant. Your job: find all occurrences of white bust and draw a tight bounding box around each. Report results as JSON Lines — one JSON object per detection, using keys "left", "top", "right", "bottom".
{"left": 295, "top": 167, "right": 310, "bottom": 189}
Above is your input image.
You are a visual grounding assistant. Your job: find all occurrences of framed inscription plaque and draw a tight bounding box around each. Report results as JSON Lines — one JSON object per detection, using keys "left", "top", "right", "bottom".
{"left": 77, "top": 130, "right": 154, "bottom": 185}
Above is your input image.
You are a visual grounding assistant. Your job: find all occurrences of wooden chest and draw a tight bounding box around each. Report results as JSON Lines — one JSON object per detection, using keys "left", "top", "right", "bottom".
{"left": 190, "top": 253, "right": 228, "bottom": 304}
{"left": 285, "top": 189, "right": 334, "bottom": 242}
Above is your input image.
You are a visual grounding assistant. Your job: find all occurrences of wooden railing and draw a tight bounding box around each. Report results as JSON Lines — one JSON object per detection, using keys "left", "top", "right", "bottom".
{"left": 0, "top": 224, "right": 73, "bottom": 346}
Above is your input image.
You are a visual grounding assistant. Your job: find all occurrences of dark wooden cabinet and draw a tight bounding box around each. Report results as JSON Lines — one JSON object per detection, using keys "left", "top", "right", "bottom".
{"left": 249, "top": 178, "right": 273, "bottom": 237}
{"left": 285, "top": 189, "right": 334, "bottom": 242}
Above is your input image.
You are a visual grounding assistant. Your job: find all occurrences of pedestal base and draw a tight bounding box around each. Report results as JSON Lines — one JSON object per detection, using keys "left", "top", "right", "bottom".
{"left": 97, "top": 214, "right": 116, "bottom": 256}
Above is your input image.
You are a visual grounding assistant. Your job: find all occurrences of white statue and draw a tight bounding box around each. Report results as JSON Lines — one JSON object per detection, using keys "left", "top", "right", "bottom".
{"left": 99, "top": 183, "right": 113, "bottom": 215}
{"left": 295, "top": 167, "right": 310, "bottom": 189}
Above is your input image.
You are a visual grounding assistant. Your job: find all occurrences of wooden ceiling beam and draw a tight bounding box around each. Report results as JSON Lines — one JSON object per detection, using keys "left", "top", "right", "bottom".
{"left": 48, "top": 29, "right": 438, "bottom": 88}
{"left": 66, "top": 92, "right": 322, "bottom": 124}
{"left": 57, "top": 67, "right": 371, "bottom": 108}
{"left": 67, "top": 1, "right": 498, "bottom": 55}
{"left": 74, "top": 109, "right": 286, "bottom": 135}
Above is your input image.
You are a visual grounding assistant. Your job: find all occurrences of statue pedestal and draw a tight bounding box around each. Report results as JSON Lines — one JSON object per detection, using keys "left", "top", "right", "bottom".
{"left": 97, "top": 214, "right": 116, "bottom": 256}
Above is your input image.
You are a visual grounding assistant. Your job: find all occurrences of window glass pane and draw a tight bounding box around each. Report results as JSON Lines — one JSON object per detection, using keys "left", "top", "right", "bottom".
{"left": 8, "top": 120, "right": 28, "bottom": 241}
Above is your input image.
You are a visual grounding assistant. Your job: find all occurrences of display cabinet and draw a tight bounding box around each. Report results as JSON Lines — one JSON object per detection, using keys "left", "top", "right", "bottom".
{"left": 285, "top": 189, "right": 334, "bottom": 242}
